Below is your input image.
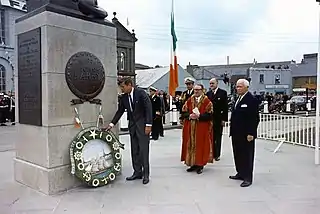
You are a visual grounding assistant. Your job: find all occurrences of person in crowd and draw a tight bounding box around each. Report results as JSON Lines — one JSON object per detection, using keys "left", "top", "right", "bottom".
{"left": 180, "top": 84, "right": 214, "bottom": 174}
{"left": 229, "top": 79, "right": 260, "bottom": 187}
{"left": 149, "top": 86, "right": 162, "bottom": 140}
{"left": 179, "top": 77, "right": 195, "bottom": 113}
{"left": 0, "top": 93, "right": 9, "bottom": 126}
{"left": 206, "top": 78, "right": 228, "bottom": 161}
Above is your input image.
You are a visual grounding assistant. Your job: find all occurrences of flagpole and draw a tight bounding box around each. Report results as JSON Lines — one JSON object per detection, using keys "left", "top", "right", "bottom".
{"left": 315, "top": 1, "right": 320, "bottom": 165}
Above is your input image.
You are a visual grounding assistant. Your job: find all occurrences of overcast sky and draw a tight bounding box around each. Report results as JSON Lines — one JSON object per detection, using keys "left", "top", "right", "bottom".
{"left": 99, "top": 0, "right": 319, "bottom": 68}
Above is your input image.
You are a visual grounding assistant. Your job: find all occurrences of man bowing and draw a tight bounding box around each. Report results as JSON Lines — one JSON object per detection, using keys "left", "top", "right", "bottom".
{"left": 103, "top": 77, "right": 153, "bottom": 185}
{"left": 229, "top": 79, "right": 260, "bottom": 187}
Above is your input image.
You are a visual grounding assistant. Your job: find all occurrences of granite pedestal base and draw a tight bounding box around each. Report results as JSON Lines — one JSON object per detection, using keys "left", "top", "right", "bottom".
{"left": 14, "top": 11, "right": 117, "bottom": 195}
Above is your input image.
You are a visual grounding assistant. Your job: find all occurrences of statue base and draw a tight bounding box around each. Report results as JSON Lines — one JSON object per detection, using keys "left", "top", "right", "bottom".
{"left": 14, "top": 10, "right": 117, "bottom": 195}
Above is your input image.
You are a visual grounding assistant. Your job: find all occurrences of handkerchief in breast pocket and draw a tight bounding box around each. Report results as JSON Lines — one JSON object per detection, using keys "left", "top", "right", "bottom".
{"left": 241, "top": 104, "right": 247, "bottom": 108}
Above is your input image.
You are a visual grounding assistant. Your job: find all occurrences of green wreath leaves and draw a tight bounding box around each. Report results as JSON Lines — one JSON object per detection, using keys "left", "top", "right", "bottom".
{"left": 70, "top": 127, "right": 124, "bottom": 187}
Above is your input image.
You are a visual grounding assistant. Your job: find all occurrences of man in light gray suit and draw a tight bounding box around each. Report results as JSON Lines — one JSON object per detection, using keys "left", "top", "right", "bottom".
{"left": 103, "top": 77, "right": 153, "bottom": 185}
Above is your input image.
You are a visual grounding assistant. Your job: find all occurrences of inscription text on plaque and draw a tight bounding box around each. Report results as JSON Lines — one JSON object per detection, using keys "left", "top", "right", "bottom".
{"left": 18, "top": 28, "right": 42, "bottom": 126}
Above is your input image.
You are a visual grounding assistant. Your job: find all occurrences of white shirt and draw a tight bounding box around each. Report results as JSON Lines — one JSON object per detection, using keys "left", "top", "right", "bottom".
{"left": 128, "top": 88, "right": 134, "bottom": 111}
{"left": 187, "top": 89, "right": 193, "bottom": 95}
{"left": 235, "top": 92, "right": 248, "bottom": 107}
{"left": 195, "top": 95, "right": 202, "bottom": 103}
{"left": 212, "top": 87, "right": 218, "bottom": 94}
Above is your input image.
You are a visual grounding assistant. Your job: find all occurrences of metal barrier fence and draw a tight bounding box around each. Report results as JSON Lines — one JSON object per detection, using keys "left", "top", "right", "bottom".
{"left": 223, "top": 113, "right": 316, "bottom": 148}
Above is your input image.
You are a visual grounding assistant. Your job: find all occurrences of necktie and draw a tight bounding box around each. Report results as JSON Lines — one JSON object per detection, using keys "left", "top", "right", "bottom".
{"left": 235, "top": 95, "right": 242, "bottom": 107}
{"left": 129, "top": 94, "right": 134, "bottom": 111}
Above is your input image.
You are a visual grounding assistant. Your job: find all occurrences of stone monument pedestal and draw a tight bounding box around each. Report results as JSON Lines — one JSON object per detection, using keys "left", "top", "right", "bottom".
{"left": 14, "top": 10, "right": 117, "bottom": 195}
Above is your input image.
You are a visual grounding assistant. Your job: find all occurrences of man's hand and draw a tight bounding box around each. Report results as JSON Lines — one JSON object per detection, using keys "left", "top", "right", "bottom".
{"left": 156, "top": 111, "right": 161, "bottom": 115}
{"left": 221, "top": 121, "right": 226, "bottom": 126}
{"left": 101, "top": 123, "right": 113, "bottom": 131}
{"left": 247, "top": 135, "right": 254, "bottom": 142}
{"left": 145, "top": 126, "right": 152, "bottom": 135}
{"left": 189, "top": 113, "right": 199, "bottom": 120}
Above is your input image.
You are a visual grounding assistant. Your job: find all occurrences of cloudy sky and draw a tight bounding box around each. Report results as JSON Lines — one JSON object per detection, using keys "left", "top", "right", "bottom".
{"left": 100, "top": 0, "right": 319, "bottom": 68}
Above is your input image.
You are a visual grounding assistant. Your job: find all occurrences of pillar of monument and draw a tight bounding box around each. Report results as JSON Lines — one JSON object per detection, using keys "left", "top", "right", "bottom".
{"left": 14, "top": 1, "right": 117, "bottom": 195}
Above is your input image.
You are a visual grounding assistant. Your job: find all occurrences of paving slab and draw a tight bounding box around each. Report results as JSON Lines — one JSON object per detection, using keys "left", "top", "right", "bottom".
{"left": 0, "top": 126, "right": 319, "bottom": 214}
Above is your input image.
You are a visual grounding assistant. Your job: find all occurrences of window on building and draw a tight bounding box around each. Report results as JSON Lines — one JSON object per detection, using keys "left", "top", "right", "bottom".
{"left": 259, "top": 74, "right": 264, "bottom": 84}
{"left": 0, "top": 9, "right": 5, "bottom": 45}
{"left": 274, "top": 74, "right": 281, "bottom": 84}
{"left": 120, "top": 52, "right": 125, "bottom": 71}
{"left": 0, "top": 65, "right": 6, "bottom": 92}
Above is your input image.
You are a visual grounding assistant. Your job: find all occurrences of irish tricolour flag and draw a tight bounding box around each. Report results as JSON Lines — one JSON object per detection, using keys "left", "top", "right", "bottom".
{"left": 169, "top": 0, "right": 178, "bottom": 96}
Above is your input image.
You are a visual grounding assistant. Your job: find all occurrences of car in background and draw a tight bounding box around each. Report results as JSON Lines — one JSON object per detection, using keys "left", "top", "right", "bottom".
{"left": 288, "top": 96, "right": 307, "bottom": 111}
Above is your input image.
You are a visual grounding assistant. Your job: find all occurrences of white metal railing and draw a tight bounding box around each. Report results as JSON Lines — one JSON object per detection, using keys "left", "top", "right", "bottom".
{"left": 223, "top": 113, "right": 316, "bottom": 148}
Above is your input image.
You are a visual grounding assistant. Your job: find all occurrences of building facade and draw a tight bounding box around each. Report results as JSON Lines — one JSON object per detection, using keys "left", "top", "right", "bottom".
{"left": 248, "top": 68, "right": 292, "bottom": 94}
{"left": 0, "top": 0, "right": 26, "bottom": 94}
{"left": 112, "top": 12, "right": 137, "bottom": 84}
{"left": 291, "top": 53, "right": 317, "bottom": 90}
{"left": 186, "top": 59, "right": 295, "bottom": 95}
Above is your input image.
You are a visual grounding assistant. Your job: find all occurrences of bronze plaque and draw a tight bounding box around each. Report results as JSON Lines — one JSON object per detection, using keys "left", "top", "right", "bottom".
{"left": 65, "top": 52, "right": 105, "bottom": 101}
{"left": 18, "top": 27, "right": 42, "bottom": 126}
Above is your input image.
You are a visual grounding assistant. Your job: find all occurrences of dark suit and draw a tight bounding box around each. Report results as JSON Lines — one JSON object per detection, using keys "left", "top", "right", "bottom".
{"left": 159, "top": 96, "right": 166, "bottom": 137}
{"left": 230, "top": 92, "right": 260, "bottom": 183}
{"left": 179, "top": 89, "right": 194, "bottom": 113}
{"left": 206, "top": 88, "right": 228, "bottom": 159}
{"left": 111, "top": 88, "right": 153, "bottom": 178}
{"left": 150, "top": 94, "right": 162, "bottom": 140}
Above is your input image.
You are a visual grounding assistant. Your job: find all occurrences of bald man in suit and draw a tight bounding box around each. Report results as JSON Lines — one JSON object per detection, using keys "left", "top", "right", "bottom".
{"left": 229, "top": 79, "right": 260, "bottom": 187}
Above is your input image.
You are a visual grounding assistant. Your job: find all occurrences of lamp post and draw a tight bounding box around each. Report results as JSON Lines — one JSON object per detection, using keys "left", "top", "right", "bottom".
{"left": 316, "top": 0, "right": 320, "bottom": 165}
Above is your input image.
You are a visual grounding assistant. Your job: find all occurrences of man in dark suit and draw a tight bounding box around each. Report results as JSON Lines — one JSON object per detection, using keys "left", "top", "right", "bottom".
{"left": 179, "top": 77, "right": 195, "bottom": 113}
{"left": 149, "top": 86, "right": 162, "bottom": 140}
{"left": 229, "top": 79, "right": 260, "bottom": 187}
{"left": 206, "top": 78, "right": 228, "bottom": 161}
{"left": 103, "top": 77, "right": 153, "bottom": 185}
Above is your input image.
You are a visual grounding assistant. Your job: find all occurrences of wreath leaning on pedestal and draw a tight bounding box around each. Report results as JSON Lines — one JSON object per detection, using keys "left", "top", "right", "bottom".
{"left": 70, "top": 126, "right": 124, "bottom": 187}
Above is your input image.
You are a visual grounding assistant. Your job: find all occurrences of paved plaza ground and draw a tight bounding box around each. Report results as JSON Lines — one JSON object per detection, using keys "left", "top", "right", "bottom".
{"left": 0, "top": 126, "right": 320, "bottom": 214}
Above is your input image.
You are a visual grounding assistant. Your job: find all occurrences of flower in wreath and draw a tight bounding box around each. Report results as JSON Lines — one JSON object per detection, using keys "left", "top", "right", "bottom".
{"left": 74, "top": 151, "right": 83, "bottom": 161}
{"left": 113, "top": 142, "right": 120, "bottom": 150}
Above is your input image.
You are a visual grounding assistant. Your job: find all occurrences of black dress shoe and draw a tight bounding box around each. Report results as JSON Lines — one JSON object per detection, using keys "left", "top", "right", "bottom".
{"left": 142, "top": 177, "right": 149, "bottom": 185}
{"left": 240, "top": 181, "right": 252, "bottom": 187}
{"left": 196, "top": 167, "right": 203, "bottom": 174}
{"left": 229, "top": 174, "right": 243, "bottom": 180}
{"left": 186, "top": 166, "right": 197, "bottom": 172}
{"left": 215, "top": 157, "right": 220, "bottom": 161}
{"left": 126, "top": 174, "right": 142, "bottom": 181}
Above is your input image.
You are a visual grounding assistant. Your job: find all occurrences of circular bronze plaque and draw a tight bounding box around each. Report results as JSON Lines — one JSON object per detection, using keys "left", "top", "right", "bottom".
{"left": 65, "top": 52, "right": 105, "bottom": 101}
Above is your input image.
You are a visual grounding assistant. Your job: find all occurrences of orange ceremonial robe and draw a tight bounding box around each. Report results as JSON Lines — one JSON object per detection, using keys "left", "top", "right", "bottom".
{"left": 181, "top": 95, "right": 214, "bottom": 166}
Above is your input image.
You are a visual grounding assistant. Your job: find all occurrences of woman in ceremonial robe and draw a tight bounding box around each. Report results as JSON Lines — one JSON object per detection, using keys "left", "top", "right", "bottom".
{"left": 180, "top": 84, "right": 214, "bottom": 174}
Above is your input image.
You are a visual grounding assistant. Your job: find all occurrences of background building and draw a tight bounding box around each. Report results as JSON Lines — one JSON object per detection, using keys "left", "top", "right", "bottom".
{"left": 291, "top": 53, "right": 317, "bottom": 90}
{"left": 112, "top": 12, "right": 137, "bottom": 83}
{"left": 248, "top": 68, "right": 292, "bottom": 94}
{"left": 136, "top": 65, "right": 192, "bottom": 93}
{"left": 0, "top": 0, "right": 26, "bottom": 94}
{"left": 186, "top": 57, "right": 303, "bottom": 95}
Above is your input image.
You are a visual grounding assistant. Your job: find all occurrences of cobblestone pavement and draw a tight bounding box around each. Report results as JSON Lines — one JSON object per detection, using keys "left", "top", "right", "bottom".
{"left": 0, "top": 127, "right": 320, "bottom": 214}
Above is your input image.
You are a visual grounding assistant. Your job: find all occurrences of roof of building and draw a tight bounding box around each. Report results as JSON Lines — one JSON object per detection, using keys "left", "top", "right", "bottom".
{"left": 189, "top": 60, "right": 293, "bottom": 80}
{"left": 136, "top": 66, "right": 170, "bottom": 88}
{"left": 0, "top": 0, "right": 26, "bottom": 11}
{"left": 112, "top": 12, "right": 137, "bottom": 42}
{"left": 135, "top": 63, "right": 151, "bottom": 70}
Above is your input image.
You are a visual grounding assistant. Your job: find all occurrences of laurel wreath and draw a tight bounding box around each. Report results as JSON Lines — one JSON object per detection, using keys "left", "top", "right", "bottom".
{"left": 70, "top": 126, "right": 124, "bottom": 187}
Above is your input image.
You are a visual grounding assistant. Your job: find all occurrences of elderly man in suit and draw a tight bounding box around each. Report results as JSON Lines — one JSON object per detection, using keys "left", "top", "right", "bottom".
{"left": 103, "top": 77, "right": 153, "bottom": 185}
{"left": 206, "top": 78, "right": 228, "bottom": 161}
{"left": 229, "top": 79, "right": 260, "bottom": 187}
